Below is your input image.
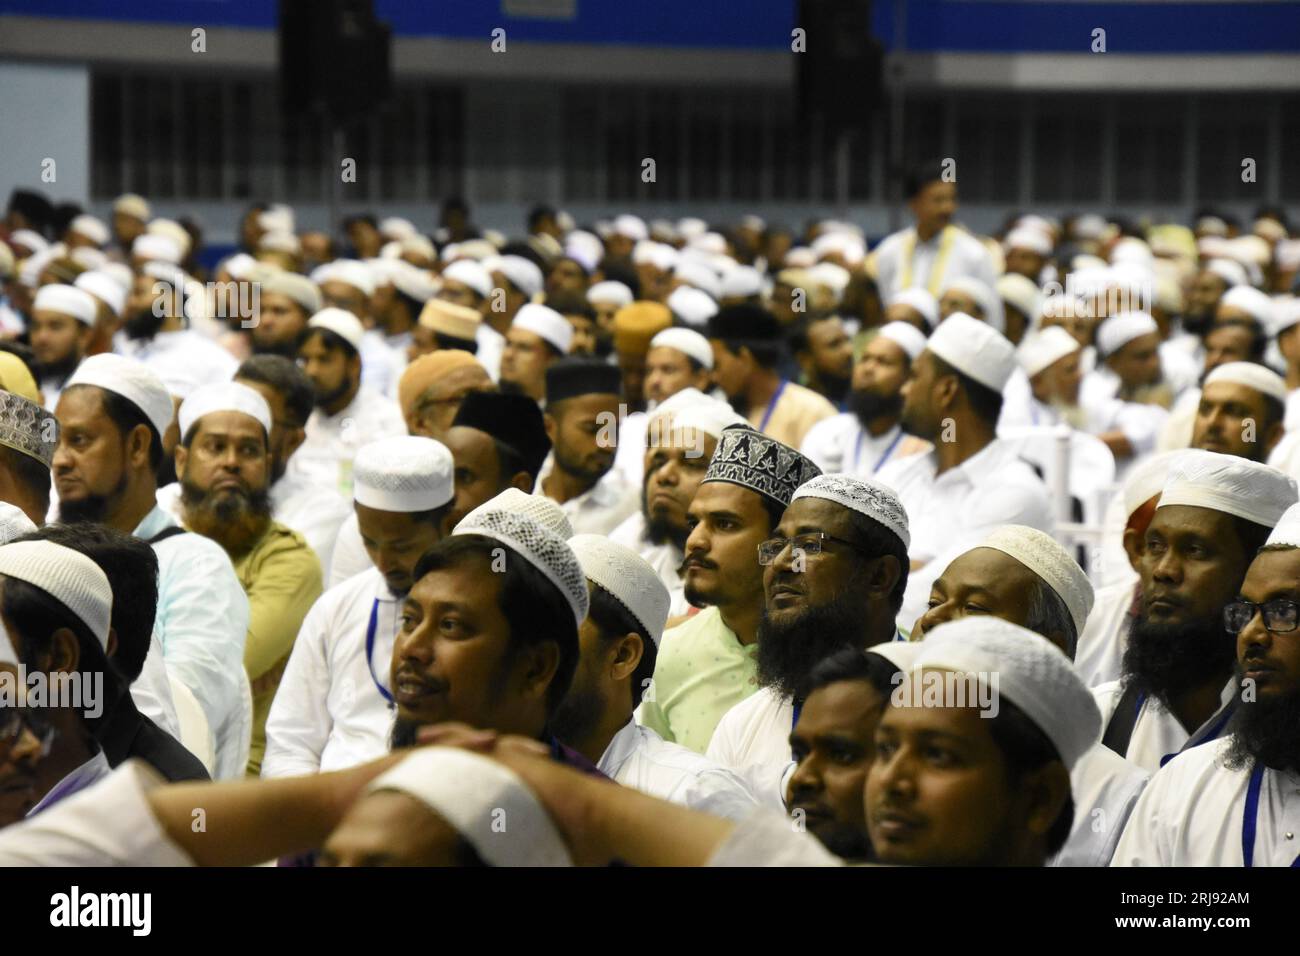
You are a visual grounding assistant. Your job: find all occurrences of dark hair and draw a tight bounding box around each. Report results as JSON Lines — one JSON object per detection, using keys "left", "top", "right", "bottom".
{"left": 1232, "top": 516, "right": 1272, "bottom": 561}
{"left": 929, "top": 354, "right": 1004, "bottom": 425}
{"left": 760, "top": 493, "right": 786, "bottom": 532}
{"left": 19, "top": 523, "right": 158, "bottom": 682}
{"left": 236, "top": 354, "right": 315, "bottom": 427}
{"left": 1024, "top": 579, "right": 1078, "bottom": 659}
{"left": 587, "top": 582, "right": 657, "bottom": 708}
{"left": 412, "top": 536, "right": 578, "bottom": 716}
{"left": 986, "top": 699, "right": 1074, "bottom": 857}
{"left": 600, "top": 262, "right": 641, "bottom": 298}
{"left": 433, "top": 332, "right": 478, "bottom": 354}
{"left": 498, "top": 242, "right": 547, "bottom": 275}
{"left": 493, "top": 437, "right": 535, "bottom": 483}
{"left": 527, "top": 205, "right": 556, "bottom": 232}
{"left": 904, "top": 159, "right": 948, "bottom": 199}
{"left": 92, "top": 386, "right": 164, "bottom": 472}
{"left": 300, "top": 326, "right": 359, "bottom": 361}
{"left": 545, "top": 293, "right": 595, "bottom": 321}
{"left": 807, "top": 646, "right": 901, "bottom": 699}
{"left": 1210, "top": 319, "right": 1267, "bottom": 363}
{"left": 0, "top": 446, "right": 50, "bottom": 515}
{"left": 845, "top": 509, "right": 910, "bottom": 615}
{"left": 343, "top": 214, "right": 377, "bottom": 230}
{"left": 393, "top": 287, "right": 424, "bottom": 322}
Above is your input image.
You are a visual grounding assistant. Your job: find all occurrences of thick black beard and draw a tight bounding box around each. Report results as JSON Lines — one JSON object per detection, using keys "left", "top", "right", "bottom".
{"left": 849, "top": 389, "right": 902, "bottom": 432}
{"left": 807, "top": 819, "right": 873, "bottom": 862}
{"left": 498, "top": 378, "right": 527, "bottom": 397}
{"left": 1182, "top": 310, "right": 1214, "bottom": 338}
{"left": 252, "top": 338, "right": 297, "bottom": 360}
{"left": 313, "top": 377, "right": 352, "bottom": 411}
{"left": 59, "top": 470, "right": 129, "bottom": 524}
{"left": 35, "top": 353, "right": 81, "bottom": 383}
{"left": 756, "top": 591, "right": 869, "bottom": 701}
{"left": 554, "top": 445, "right": 608, "bottom": 486}
{"left": 391, "top": 716, "right": 418, "bottom": 750}
{"left": 124, "top": 306, "right": 166, "bottom": 341}
{"left": 1121, "top": 610, "right": 1236, "bottom": 709}
{"left": 816, "top": 372, "right": 851, "bottom": 404}
{"left": 1223, "top": 675, "right": 1300, "bottom": 773}
{"left": 550, "top": 684, "right": 605, "bottom": 749}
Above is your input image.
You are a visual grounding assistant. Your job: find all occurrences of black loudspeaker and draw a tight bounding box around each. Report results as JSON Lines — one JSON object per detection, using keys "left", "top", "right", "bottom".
{"left": 279, "top": 0, "right": 391, "bottom": 118}
{"left": 796, "top": 0, "right": 884, "bottom": 137}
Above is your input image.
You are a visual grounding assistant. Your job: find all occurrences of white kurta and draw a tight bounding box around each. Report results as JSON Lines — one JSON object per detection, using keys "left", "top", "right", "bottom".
{"left": 608, "top": 512, "right": 689, "bottom": 617}
{"left": 359, "top": 332, "right": 403, "bottom": 399}
{"left": 1074, "top": 574, "right": 1137, "bottom": 690}
{"left": 535, "top": 458, "right": 639, "bottom": 537}
{"left": 799, "top": 416, "right": 908, "bottom": 478}
{"left": 475, "top": 323, "right": 506, "bottom": 382}
{"left": 1093, "top": 678, "right": 1239, "bottom": 774}
{"left": 872, "top": 225, "right": 997, "bottom": 299}
{"left": 269, "top": 469, "right": 354, "bottom": 574}
{"left": 289, "top": 386, "right": 407, "bottom": 500}
{"left": 130, "top": 631, "right": 181, "bottom": 741}
{"left": 116, "top": 329, "right": 239, "bottom": 389}
{"left": 706, "top": 810, "right": 843, "bottom": 867}
{"left": 0, "top": 762, "right": 192, "bottom": 867}
{"left": 1050, "top": 743, "right": 1149, "bottom": 867}
{"left": 327, "top": 512, "right": 372, "bottom": 589}
{"left": 706, "top": 686, "right": 796, "bottom": 810}
{"left": 261, "top": 567, "right": 399, "bottom": 778}
{"left": 1112, "top": 737, "right": 1300, "bottom": 866}
{"left": 611, "top": 409, "right": 649, "bottom": 489}
{"left": 598, "top": 720, "right": 759, "bottom": 821}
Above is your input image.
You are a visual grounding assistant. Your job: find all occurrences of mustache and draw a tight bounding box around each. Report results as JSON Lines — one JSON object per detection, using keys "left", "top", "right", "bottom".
{"left": 678, "top": 553, "right": 717, "bottom": 575}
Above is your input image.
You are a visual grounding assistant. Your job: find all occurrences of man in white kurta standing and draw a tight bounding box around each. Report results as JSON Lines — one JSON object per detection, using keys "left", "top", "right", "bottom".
{"left": 261, "top": 435, "right": 453, "bottom": 777}
{"left": 1112, "top": 502, "right": 1300, "bottom": 865}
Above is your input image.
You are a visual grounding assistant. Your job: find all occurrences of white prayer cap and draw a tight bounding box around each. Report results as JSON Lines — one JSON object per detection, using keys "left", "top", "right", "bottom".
{"left": 1203, "top": 361, "right": 1287, "bottom": 404}
{"left": 676, "top": 217, "right": 707, "bottom": 240}
{"left": 112, "top": 193, "right": 151, "bottom": 220}
{"left": 367, "top": 747, "right": 571, "bottom": 866}
{"left": 1119, "top": 450, "right": 1190, "bottom": 519}
{"left": 689, "top": 231, "right": 728, "bottom": 255}
{"left": 320, "top": 258, "right": 375, "bottom": 298}
{"left": 1016, "top": 214, "right": 1056, "bottom": 237}
{"left": 131, "top": 233, "right": 182, "bottom": 265}
{"left": 674, "top": 260, "right": 723, "bottom": 301}
{"left": 387, "top": 260, "right": 437, "bottom": 303}
{"left": 809, "top": 262, "right": 851, "bottom": 298}
{"left": 977, "top": 526, "right": 1093, "bottom": 637}
{"left": 925, "top": 313, "right": 1017, "bottom": 392}
{"left": 65, "top": 354, "right": 174, "bottom": 437}
{"left": 1072, "top": 214, "right": 1108, "bottom": 241}
{"left": 1003, "top": 227, "right": 1051, "bottom": 257}
{"left": 1158, "top": 449, "right": 1297, "bottom": 529}
{"left": 564, "top": 231, "right": 604, "bottom": 272}
{"left": 353, "top": 435, "right": 454, "bottom": 513}
{"left": 495, "top": 255, "right": 544, "bottom": 298}
{"left": 459, "top": 488, "right": 573, "bottom": 540}
{"left": 1231, "top": 235, "right": 1272, "bottom": 268}
{"left": 95, "top": 261, "right": 131, "bottom": 292}
{"left": 1017, "top": 326, "right": 1080, "bottom": 378}
{"left": 586, "top": 280, "right": 633, "bottom": 307}
{"left": 0, "top": 502, "right": 36, "bottom": 546}
{"left": 1219, "top": 285, "right": 1275, "bottom": 327}
{"left": 512, "top": 303, "right": 573, "bottom": 354}
{"left": 791, "top": 473, "right": 910, "bottom": 550}
{"left": 70, "top": 247, "right": 107, "bottom": 272}
{"left": 378, "top": 217, "right": 417, "bottom": 241}
{"left": 308, "top": 307, "right": 366, "bottom": 352}
{"left": 1095, "top": 311, "right": 1158, "bottom": 359}
{"left": 1272, "top": 296, "right": 1300, "bottom": 336}
{"left": 942, "top": 276, "right": 1002, "bottom": 331}
{"left": 33, "top": 284, "right": 98, "bottom": 326}
{"left": 8, "top": 229, "right": 48, "bottom": 256}
{"left": 666, "top": 285, "right": 718, "bottom": 328}
{"left": 811, "top": 231, "right": 865, "bottom": 266}
{"left": 1264, "top": 502, "right": 1300, "bottom": 548}
{"left": 68, "top": 214, "right": 109, "bottom": 247}
{"left": 18, "top": 248, "right": 53, "bottom": 288}
{"left": 257, "top": 207, "right": 294, "bottom": 235}
{"left": 647, "top": 242, "right": 678, "bottom": 272}
{"left": 914, "top": 617, "right": 1100, "bottom": 770}
{"left": 888, "top": 288, "right": 939, "bottom": 329}
{"left": 1197, "top": 215, "right": 1229, "bottom": 237}
{"left": 632, "top": 240, "right": 664, "bottom": 267}
{"left": 0, "top": 540, "right": 113, "bottom": 648}
{"left": 72, "top": 271, "right": 124, "bottom": 317}
{"left": 258, "top": 231, "right": 300, "bottom": 255}
{"left": 482, "top": 230, "right": 506, "bottom": 250}
{"left": 1110, "top": 237, "right": 1153, "bottom": 266}
{"left": 147, "top": 219, "right": 191, "bottom": 255}
{"left": 650, "top": 219, "right": 677, "bottom": 242}
{"left": 613, "top": 214, "right": 648, "bottom": 241}
{"left": 1205, "top": 258, "right": 1248, "bottom": 289}
{"left": 222, "top": 252, "right": 259, "bottom": 281}
{"left": 874, "top": 321, "right": 928, "bottom": 362}
{"left": 570, "top": 535, "right": 671, "bottom": 646}
{"left": 441, "top": 259, "right": 492, "bottom": 299}
{"left": 256, "top": 270, "right": 320, "bottom": 315}
{"left": 866, "top": 639, "right": 924, "bottom": 673}
{"left": 720, "top": 265, "right": 763, "bottom": 299}
{"left": 784, "top": 246, "right": 816, "bottom": 268}
{"left": 453, "top": 508, "right": 589, "bottom": 627}
{"left": 650, "top": 327, "right": 713, "bottom": 369}
{"left": 740, "top": 214, "right": 767, "bottom": 233}
{"left": 178, "top": 381, "right": 273, "bottom": 440}
{"left": 997, "top": 273, "right": 1041, "bottom": 323}
{"left": 1254, "top": 218, "right": 1288, "bottom": 244}
{"left": 1154, "top": 273, "right": 1184, "bottom": 315}
{"left": 656, "top": 397, "right": 745, "bottom": 443}
{"left": 401, "top": 235, "right": 437, "bottom": 261}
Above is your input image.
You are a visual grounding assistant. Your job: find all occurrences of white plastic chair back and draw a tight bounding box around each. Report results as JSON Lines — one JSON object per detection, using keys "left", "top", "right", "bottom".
{"left": 999, "top": 425, "right": 1117, "bottom": 525}
{"left": 167, "top": 675, "right": 215, "bottom": 776}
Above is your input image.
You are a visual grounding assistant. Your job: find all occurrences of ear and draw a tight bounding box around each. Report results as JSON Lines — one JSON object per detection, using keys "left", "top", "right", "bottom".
{"left": 1019, "top": 761, "right": 1072, "bottom": 843}
{"left": 934, "top": 372, "right": 960, "bottom": 411}
{"left": 48, "top": 627, "right": 81, "bottom": 675}
{"left": 609, "top": 632, "right": 644, "bottom": 685}
{"left": 1121, "top": 525, "right": 1144, "bottom": 573}
{"left": 105, "top": 627, "right": 119, "bottom": 661}
{"left": 866, "top": 554, "right": 903, "bottom": 603}
{"left": 173, "top": 441, "right": 188, "bottom": 478}
{"left": 282, "top": 425, "right": 306, "bottom": 461}
{"left": 543, "top": 413, "right": 558, "bottom": 446}
{"left": 508, "top": 471, "right": 534, "bottom": 492}
{"left": 128, "top": 423, "right": 154, "bottom": 470}
{"left": 519, "top": 641, "right": 561, "bottom": 704}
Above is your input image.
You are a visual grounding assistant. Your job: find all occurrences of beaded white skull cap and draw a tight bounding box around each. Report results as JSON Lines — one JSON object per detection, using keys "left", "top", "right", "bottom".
{"left": 569, "top": 535, "right": 670, "bottom": 646}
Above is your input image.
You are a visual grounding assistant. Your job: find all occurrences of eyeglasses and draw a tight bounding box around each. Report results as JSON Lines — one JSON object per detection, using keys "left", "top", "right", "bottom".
{"left": 1223, "top": 599, "right": 1300, "bottom": 635}
{"left": 0, "top": 708, "right": 56, "bottom": 759}
{"left": 757, "top": 532, "right": 865, "bottom": 566}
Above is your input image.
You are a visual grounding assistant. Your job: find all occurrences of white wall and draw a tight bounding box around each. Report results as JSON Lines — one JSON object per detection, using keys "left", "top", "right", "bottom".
{"left": 0, "top": 60, "right": 90, "bottom": 208}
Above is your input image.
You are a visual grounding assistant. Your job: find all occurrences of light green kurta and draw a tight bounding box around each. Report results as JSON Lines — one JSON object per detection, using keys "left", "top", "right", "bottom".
{"left": 638, "top": 606, "right": 760, "bottom": 754}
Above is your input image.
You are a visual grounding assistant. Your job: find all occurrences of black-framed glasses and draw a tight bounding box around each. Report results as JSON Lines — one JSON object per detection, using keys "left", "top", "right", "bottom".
{"left": 0, "top": 708, "right": 56, "bottom": 759}
{"left": 1223, "top": 599, "right": 1300, "bottom": 635}
{"left": 757, "top": 532, "right": 865, "bottom": 566}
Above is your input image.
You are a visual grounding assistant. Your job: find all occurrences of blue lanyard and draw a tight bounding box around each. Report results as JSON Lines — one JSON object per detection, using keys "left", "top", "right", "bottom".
{"left": 758, "top": 380, "right": 787, "bottom": 433}
{"left": 859, "top": 429, "right": 903, "bottom": 475}
{"left": 364, "top": 598, "right": 394, "bottom": 703}
{"left": 1241, "top": 764, "right": 1300, "bottom": 867}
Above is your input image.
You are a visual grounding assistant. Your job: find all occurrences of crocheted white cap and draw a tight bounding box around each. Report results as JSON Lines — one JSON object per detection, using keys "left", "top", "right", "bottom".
{"left": 453, "top": 508, "right": 589, "bottom": 627}
{"left": 666, "top": 285, "right": 719, "bottom": 328}
{"left": 1265, "top": 502, "right": 1300, "bottom": 548}
{"left": 1203, "top": 361, "right": 1287, "bottom": 404}
{"left": 512, "top": 303, "right": 573, "bottom": 354}
{"left": 1096, "top": 311, "right": 1158, "bottom": 359}
{"left": 74, "top": 270, "right": 126, "bottom": 317}
{"left": 925, "top": 313, "right": 1016, "bottom": 392}
{"left": 308, "top": 307, "right": 366, "bottom": 351}
{"left": 1017, "top": 326, "right": 1080, "bottom": 378}
{"left": 457, "top": 488, "right": 574, "bottom": 540}
{"left": 586, "top": 280, "right": 633, "bottom": 307}
{"left": 366, "top": 747, "right": 571, "bottom": 866}
{"left": 0, "top": 503, "right": 36, "bottom": 546}
{"left": 65, "top": 353, "right": 174, "bottom": 438}
{"left": 912, "top": 617, "right": 1101, "bottom": 769}
{"left": 977, "top": 525, "right": 1094, "bottom": 637}
{"left": 888, "top": 288, "right": 939, "bottom": 329}
{"left": 442, "top": 260, "right": 493, "bottom": 299}
{"left": 874, "top": 321, "right": 928, "bottom": 361}
{"left": 650, "top": 327, "right": 713, "bottom": 369}
{"left": 0, "top": 540, "right": 113, "bottom": 648}
{"left": 1158, "top": 449, "right": 1297, "bottom": 529}
{"left": 569, "top": 535, "right": 671, "bottom": 646}
{"left": 33, "top": 284, "right": 98, "bottom": 326}
{"left": 353, "top": 436, "right": 454, "bottom": 513}
{"left": 178, "top": 381, "right": 273, "bottom": 439}
{"left": 791, "top": 473, "right": 910, "bottom": 550}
